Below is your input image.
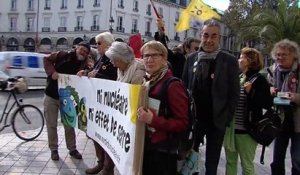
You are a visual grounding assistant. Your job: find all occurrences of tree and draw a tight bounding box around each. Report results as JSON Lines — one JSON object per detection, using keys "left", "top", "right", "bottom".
{"left": 240, "top": 0, "right": 300, "bottom": 52}
{"left": 224, "top": 0, "right": 300, "bottom": 54}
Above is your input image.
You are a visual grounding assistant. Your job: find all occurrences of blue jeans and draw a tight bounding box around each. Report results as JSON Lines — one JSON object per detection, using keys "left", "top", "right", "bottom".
{"left": 271, "top": 114, "right": 300, "bottom": 175}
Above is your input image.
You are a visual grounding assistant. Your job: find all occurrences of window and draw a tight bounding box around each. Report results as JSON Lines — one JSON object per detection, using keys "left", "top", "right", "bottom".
{"left": 93, "top": 15, "right": 99, "bottom": 26}
{"left": 93, "top": 0, "right": 100, "bottom": 7}
{"left": 13, "top": 56, "right": 23, "bottom": 67}
{"left": 60, "top": 16, "right": 67, "bottom": 27}
{"left": 118, "top": 0, "right": 124, "bottom": 8}
{"left": 133, "top": 0, "right": 138, "bottom": 11}
{"left": 10, "top": 17, "right": 17, "bottom": 31}
{"left": 146, "top": 21, "right": 151, "bottom": 32}
{"left": 117, "top": 16, "right": 123, "bottom": 32}
{"left": 146, "top": 4, "right": 151, "bottom": 15}
{"left": 158, "top": 7, "right": 163, "bottom": 18}
{"left": 28, "top": 0, "right": 34, "bottom": 10}
{"left": 45, "top": 0, "right": 51, "bottom": 9}
{"left": 76, "top": 16, "right": 83, "bottom": 27}
{"left": 132, "top": 19, "right": 138, "bottom": 32}
{"left": 77, "top": 0, "right": 83, "bottom": 8}
{"left": 175, "top": 11, "right": 179, "bottom": 22}
{"left": 61, "top": 0, "right": 67, "bottom": 9}
{"left": 11, "top": 0, "right": 17, "bottom": 10}
{"left": 27, "top": 17, "right": 34, "bottom": 31}
{"left": 28, "top": 56, "right": 39, "bottom": 68}
{"left": 44, "top": 17, "right": 50, "bottom": 27}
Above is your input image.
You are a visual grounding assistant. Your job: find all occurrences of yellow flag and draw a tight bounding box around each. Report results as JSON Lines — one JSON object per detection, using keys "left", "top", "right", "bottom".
{"left": 187, "top": 0, "right": 221, "bottom": 21}
{"left": 176, "top": 0, "right": 221, "bottom": 32}
{"left": 175, "top": 9, "right": 190, "bottom": 32}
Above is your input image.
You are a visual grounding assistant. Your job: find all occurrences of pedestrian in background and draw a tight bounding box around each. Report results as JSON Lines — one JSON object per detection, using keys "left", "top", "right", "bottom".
{"left": 182, "top": 19, "right": 240, "bottom": 175}
{"left": 268, "top": 39, "right": 300, "bottom": 175}
{"left": 43, "top": 41, "right": 90, "bottom": 161}
{"left": 224, "top": 47, "right": 273, "bottom": 175}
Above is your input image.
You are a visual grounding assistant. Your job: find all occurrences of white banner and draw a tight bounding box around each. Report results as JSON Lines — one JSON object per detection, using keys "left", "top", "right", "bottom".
{"left": 58, "top": 74, "right": 144, "bottom": 175}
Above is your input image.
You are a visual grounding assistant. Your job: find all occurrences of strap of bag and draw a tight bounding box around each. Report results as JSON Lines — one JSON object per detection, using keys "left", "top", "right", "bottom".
{"left": 260, "top": 145, "right": 266, "bottom": 164}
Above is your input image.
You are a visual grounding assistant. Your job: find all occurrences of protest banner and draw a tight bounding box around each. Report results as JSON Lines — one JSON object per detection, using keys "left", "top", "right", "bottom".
{"left": 58, "top": 74, "right": 145, "bottom": 175}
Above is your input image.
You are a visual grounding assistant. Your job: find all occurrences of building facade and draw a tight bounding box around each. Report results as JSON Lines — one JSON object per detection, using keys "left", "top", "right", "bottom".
{"left": 0, "top": 0, "right": 233, "bottom": 53}
{"left": 0, "top": 0, "right": 192, "bottom": 52}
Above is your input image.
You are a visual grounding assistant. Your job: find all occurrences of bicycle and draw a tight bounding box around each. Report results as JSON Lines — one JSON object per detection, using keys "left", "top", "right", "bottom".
{"left": 0, "top": 77, "right": 44, "bottom": 141}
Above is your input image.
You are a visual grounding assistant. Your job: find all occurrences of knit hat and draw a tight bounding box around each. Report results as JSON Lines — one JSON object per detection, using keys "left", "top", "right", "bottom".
{"left": 77, "top": 41, "right": 91, "bottom": 52}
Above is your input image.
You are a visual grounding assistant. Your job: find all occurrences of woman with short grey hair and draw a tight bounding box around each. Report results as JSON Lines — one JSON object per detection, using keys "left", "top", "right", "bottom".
{"left": 106, "top": 41, "right": 145, "bottom": 84}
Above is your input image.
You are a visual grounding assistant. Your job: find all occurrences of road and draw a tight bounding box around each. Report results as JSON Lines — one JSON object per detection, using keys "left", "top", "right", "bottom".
{"left": 0, "top": 90, "right": 45, "bottom": 134}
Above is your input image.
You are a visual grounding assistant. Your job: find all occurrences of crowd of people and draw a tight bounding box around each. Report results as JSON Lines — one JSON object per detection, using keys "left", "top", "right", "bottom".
{"left": 41, "top": 18, "right": 300, "bottom": 175}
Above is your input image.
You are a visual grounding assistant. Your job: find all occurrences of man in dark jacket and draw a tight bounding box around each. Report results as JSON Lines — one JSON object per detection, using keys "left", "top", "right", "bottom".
{"left": 43, "top": 41, "right": 90, "bottom": 161}
{"left": 182, "top": 19, "right": 240, "bottom": 175}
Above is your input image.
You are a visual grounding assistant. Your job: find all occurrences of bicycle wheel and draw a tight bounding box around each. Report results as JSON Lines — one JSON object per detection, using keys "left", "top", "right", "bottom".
{"left": 12, "top": 104, "right": 44, "bottom": 141}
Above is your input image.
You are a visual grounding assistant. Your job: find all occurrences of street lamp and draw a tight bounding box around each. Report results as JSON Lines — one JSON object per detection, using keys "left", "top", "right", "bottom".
{"left": 109, "top": 0, "right": 114, "bottom": 33}
{"left": 83, "top": 34, "right": 87, "bottom": 41}
{"left": 109, "top": 17, "right": 114, "bottom": 33}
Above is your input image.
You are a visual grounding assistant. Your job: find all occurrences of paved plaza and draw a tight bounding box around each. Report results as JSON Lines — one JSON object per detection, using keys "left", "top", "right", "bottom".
{"left": 0, "top": 125, "right": 292, "bottom": 175}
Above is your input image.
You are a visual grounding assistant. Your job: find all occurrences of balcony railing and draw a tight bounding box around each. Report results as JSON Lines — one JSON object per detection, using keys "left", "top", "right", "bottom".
{"left": 133, "top": 8, "right": 139, "bottom": 12}
{"left": 44, "top": 6, "right": 51, "bottom": 10}
{"left": 77, "top": 5, "right": 84, "bottom": 8}
{"left": 131, "top": 29, "right": 139, "bottom": 34}
{"left": 118, "top": 4, "right": 124, "bottom": 9}
{"left": 60, "top": 6, "right": 67, "bottom": 9}
{"left": 116, "top": 27, "right": 125, "bottom": 33}
{"left": 74, "top": 26, "right": 83, "bottom": 31}
{"left": 145, "top": 31, "right": 152, "bottom": 37}
{"left": 146, "top": 11, "right": 151, "bottom": 16}
{"left": 93, "top": 3, "right": 100, "bottom": 7}
{"left": 42, "top": 27, "right": 50, "bottom": 32}
{"left": 91, "top": 25, "right": 99, "bottom": 31}
{"left": 174, "top": 36, "right": 180, "bottom": 41}
{"left": 58, "top": 27, "right": 67, "bottom": 32}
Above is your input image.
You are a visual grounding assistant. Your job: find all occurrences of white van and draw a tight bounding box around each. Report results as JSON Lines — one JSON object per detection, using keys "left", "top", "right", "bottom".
{"left": 0, "top": 51, "right": 48, "bottom": 88}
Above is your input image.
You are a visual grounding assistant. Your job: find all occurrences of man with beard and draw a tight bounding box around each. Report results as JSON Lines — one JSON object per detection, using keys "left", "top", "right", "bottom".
{"left": 43, "top": 41, "right": 90, "bottom": 161}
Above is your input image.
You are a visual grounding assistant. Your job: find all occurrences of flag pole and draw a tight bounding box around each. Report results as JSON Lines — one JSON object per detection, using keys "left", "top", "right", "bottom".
{"left": 149, "top": 0, "right": 165, "bottom": 32}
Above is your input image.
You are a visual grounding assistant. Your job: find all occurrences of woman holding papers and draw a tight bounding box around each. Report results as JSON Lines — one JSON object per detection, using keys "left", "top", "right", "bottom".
{"left": 137, "top": 40, "right": 189, "bottom": 175}
{"left": 268, "top": 39, "right": 300, "bottom": 175}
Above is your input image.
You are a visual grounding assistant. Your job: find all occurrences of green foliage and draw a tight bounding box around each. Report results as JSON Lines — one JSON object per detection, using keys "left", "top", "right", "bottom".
{"left": 223, "top": 0, "right": 300, "bottom": 54}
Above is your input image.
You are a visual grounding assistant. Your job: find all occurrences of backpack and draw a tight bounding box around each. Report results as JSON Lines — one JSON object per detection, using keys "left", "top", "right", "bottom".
{"left": 158, "top": 76, "right": 196, "bottom": 157}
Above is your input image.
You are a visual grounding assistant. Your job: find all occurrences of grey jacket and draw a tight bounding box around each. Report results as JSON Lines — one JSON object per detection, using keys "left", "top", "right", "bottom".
{"left": 268, "top": 63, "right": 300, "bottom": 133}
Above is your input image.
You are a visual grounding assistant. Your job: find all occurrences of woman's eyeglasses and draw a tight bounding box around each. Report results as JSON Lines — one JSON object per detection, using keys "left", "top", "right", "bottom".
{"left": 142, "top": 53, "right": 163, "bottom": 60}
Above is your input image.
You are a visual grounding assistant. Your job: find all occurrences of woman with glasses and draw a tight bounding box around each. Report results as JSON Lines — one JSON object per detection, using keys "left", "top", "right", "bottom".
{"left": 137, "top": 40, "right": 189, "bottom": 175}
{"left": 268, "top": 39, "right": 300, "bottom": 175}
{"left": 224, "top": 47, "right": 273, "bottom": 175}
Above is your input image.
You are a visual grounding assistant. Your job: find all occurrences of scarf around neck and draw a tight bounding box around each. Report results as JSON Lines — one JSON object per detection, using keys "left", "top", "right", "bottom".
{"left": 275, "top": 62, "right": 299, "bottom": 92}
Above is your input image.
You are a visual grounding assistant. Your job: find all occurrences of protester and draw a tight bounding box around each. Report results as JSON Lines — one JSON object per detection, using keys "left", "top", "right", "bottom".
{"left": 182, "top": 19, "right": 240, "bottom": 175}
{"left": 224, "top": 47, "right": 273, "bottom": 175}
{"left": 43, "top": 41, "right": 90, "bottom": 160}
{"left": 154, "top": 18, "right": 186, "bottom": 79}
{"left": 106, "top": 41, "right": 145, "bottom": 84}
{"left": 137, "top": 40, "right": 189, "bottom": 175}
{"left": 267, "top": 39, "right": 300, "bottom": 175}
{"left": 182, "top": 37, "right": 201, "bottom": 57}
{"left": 79, "top": 32, "right": 118, "bottom": 175}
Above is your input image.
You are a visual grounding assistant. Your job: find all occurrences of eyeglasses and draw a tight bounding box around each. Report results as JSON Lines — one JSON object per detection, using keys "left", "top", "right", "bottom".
{"left": 142, "top": 53, "right": 163, "bottom": 60}
{"left": 276, "top": 52, "right": 290, "bottom": 58}
{"left": 96, "top": 42, "right": 101, "bottom": 46}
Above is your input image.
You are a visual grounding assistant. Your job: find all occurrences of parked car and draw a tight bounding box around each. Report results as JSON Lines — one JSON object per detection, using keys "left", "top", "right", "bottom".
{"left": 0, "top": 51, "right": 47, "bottom": 88}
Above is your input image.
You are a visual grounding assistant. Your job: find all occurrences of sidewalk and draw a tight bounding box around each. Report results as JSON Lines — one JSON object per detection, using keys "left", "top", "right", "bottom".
{"left": 0, "top": 125, "right": 291, "bottom": 175}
